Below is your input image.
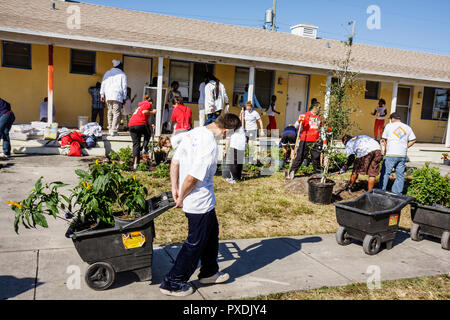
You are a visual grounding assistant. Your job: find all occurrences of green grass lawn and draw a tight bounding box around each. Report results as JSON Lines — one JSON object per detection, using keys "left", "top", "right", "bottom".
{"left": 254, "top": 274, "right": 450, "bottom": 300}
{"left": 124, "top": 168, "right": 413, "bottom": 244}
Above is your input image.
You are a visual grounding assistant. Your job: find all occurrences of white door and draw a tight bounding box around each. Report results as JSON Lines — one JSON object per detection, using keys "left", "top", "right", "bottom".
{"left": 123, "top": 56, "right": 152, "bottom": 111}
{"left": 285, "top": 74, "right": 307, "bottom": 126}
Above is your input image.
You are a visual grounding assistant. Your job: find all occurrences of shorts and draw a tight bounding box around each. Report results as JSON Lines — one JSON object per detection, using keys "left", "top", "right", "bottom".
{"left": 353, "top": 149, "right": 383, "bottom": 177}
{"left": 281, "top": 133, "right": 296, "bottom": 146}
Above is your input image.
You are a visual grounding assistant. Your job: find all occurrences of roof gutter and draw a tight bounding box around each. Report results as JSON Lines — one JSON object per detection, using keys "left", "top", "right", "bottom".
{"left": 1, "top": 26, "right": 449, "bottom": 85}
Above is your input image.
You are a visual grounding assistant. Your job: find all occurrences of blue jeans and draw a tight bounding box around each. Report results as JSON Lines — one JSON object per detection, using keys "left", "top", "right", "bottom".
{"left": 380, "top": 156, "right": 406, "bottom": 194}
{"left": 205, "top": 110, "right": 222, "bottom": 126}
{"left": 160, "top": 209, "right": 219, "bottom": 291}
{"left": 0, "top": 112, "right": 15, "bottom": 156}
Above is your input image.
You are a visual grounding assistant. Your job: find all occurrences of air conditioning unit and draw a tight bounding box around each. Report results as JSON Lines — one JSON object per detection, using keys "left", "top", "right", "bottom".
{"left": 290, "top": 24, "right": 319, "bottom": 39}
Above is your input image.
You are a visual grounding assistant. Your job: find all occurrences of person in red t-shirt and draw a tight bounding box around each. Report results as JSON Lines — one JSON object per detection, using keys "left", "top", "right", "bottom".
{"left": 171, "top": 97, "right": 192, "bottom": 134}
{"left": 286, "top": 101, "right": 323, "bottom": 180}
{"left": 128, "top": 96, "right": 157, "bottom": 170}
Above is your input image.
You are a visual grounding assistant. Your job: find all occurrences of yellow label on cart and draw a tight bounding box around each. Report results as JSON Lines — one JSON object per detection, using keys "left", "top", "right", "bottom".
{"left": 388, "top": 214, "right": 399, "bottom": 226}
{"left": 122, "top": 232, "right": 146, "bottom": 249}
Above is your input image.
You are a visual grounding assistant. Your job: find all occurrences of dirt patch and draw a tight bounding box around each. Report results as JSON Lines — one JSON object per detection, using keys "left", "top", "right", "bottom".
{"left": 284, "top": 176, "right": 368, "bottom": 202}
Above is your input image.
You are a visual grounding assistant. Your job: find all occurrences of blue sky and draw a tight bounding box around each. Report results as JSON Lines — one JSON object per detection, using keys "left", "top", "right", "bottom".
{"left": 84, "top": 0, "right": 450, "bottom": 56}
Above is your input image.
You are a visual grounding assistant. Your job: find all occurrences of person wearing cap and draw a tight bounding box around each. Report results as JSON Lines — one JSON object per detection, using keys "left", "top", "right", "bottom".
{"left": 379, "top": 112, "right": 416, "bottom": 194}
{"left": 340, "top": 135, "right": 383, "bottom": 192}
{"left": 100, "top": 59, "right": 127, "bottom": 136}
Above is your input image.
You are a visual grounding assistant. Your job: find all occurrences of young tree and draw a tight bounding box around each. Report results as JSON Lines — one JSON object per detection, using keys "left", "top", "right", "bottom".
{"left": 319, "top": 34, "right": 364, "bottom": 183}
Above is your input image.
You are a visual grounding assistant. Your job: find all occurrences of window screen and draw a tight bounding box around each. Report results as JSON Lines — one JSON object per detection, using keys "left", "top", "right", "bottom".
{"left": 2, "top": 41, "right": 31, "bottom": 69}
{"left": 365, "top": 81, "right": 380, "bottom": 100}
{"left": 71, "top": 49, "right": 96, "bottom": 74}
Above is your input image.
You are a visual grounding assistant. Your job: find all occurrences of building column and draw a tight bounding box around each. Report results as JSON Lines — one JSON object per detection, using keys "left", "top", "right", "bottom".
{"left": 47, "top": 45, "right": 54, "bottom": 124}
{"left": 155, "top": 57, "right": 164, "bottom": 137}
{"left": 391, "top": 81, "right": 398, "bottom": 114}
{"left": 248, "top": 67, "right": 255, "bottom": 104}
{"left": 445, "top": 119, "right": 450, "bottom": 147}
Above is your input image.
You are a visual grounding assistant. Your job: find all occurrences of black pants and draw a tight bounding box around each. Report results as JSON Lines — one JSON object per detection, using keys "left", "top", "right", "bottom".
{"left": 160, "top": 209, "right": 219, "bottom": 291}
{"left": 227, "top": 148, "right": 244, "bottom": 180}
{"left": 129, "top": 125, "right": 151, "bottom": 160}
{"left": 290, "top": 140, "right": 321, "bottom": 174}
{"left": 91, "top": 108, "right": 104, "bottom": 128}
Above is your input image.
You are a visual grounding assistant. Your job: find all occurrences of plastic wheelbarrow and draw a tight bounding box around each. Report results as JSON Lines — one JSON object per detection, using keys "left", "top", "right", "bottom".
{"left": 334, "top": 189, "right": 414, "bottom": 255}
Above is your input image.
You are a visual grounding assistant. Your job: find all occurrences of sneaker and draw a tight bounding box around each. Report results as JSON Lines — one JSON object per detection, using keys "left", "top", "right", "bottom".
{"left": 285, "top": 170, "right": 295, "bottom": 180}
{"left": 226, "top": 178, "right": 237, "bottom": 184}
{"left": 199, "top": 272, "right": 230, "bottom": 285}
{"left": 0, "top": 153, "right": 9, "bottom": 160}
{"left": 160, "top": 283, "right": 194, "bottom": 297}
{"left": 133, "top": 163, "right": 138, "bottom": 170}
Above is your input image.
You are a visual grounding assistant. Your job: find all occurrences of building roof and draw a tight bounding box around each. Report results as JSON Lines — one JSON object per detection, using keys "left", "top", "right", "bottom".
{"left": 1, "top": 0, "right": 450, "bottom": 84}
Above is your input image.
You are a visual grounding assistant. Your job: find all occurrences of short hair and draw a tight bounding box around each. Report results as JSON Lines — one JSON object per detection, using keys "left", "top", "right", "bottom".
{"left": 171, "top": 81, "right": 179, "bottom": 88}
{"left": 311, "top": 98, "right": 318, "bottom": 104}
{"left": 144, "top": 95, "right": 153, "bottom": 103}
{"left": 389, "top": 112, "right": 401, "bottom": 120}
{"left": 245, "top": 101, "right": 253, "bottom": 108}
{"left": 171, "top": 96, "right": 183, "bottom": 105}
{"left": 379, "top": 98, "right": 386, "bottom": 105}
{"left": 342, "top": 134, "right": 352, "bottom": 145}
{"left": 215, "top": 113, "right": 242, "bottom": 131}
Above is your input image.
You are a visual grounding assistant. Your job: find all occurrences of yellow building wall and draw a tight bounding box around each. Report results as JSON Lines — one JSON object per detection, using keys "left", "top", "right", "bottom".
{"left": 0, "top": 43, "right": 123, "bottom": 127}
{"left": 0, "top": 43, "right": 47, "bottom": 123}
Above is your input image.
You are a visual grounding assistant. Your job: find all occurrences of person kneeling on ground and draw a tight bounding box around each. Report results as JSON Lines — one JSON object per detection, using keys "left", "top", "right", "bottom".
{"left": 339, "top": 134, "right": 383, "bottom": 192}
{"left": 159, "top": 113, "right": 242, "bottom": 297}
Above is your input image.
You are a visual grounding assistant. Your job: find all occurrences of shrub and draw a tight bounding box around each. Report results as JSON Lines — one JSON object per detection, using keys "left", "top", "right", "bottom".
{"left": 407, "top": 163, "right": 450, "bottom": 207}
{"left": 152, "top": 164, "right": 170, "bottom": 179}
{"left": 109, "top": 146, "right": 133, "bottom": 169}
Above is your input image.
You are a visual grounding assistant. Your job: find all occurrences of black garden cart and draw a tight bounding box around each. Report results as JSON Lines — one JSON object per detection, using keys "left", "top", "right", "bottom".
{"left": 334, "top": 189, "right": 414, "bottom": 255}
{"left": 410, "top": 202, "right": 450, "bottom": 250}
{"left": 66, "top": 192, "right": 175, "bottom": 290}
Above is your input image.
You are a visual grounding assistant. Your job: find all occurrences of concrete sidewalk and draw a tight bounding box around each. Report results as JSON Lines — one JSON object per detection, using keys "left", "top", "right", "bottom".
{"left": 0, "top": 155, "right": 449, "bottom": 300}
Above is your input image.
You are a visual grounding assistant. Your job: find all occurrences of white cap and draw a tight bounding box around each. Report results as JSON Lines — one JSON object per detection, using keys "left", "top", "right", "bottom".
{"left": 112, "top": 59, "right": 121, "bottom": 67}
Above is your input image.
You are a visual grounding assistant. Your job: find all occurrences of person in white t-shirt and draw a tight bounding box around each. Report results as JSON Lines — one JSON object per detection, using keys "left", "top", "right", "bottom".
{"left": 371, "top": 99, "right": 387, "bottom": 140}
{"left": 160, "top": 113, "right": 242, "bottom": 297}
{"left": 379, "top": 112, "right": 416, "bottom": 194}
{"left": 240, "top": 101, "right": 265, "bottom": 142}
{"left": 340, "top": 134, "right": 382, "bottom": 191}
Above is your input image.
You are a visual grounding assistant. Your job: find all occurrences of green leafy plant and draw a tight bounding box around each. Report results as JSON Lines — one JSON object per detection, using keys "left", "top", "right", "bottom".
{"left": 152, "top": 163, "right": 170, "bottom": 179}
{"left": 109, "top": 146, "right": 133, "bottom": 169}
{"left": 8, "top": 160, "right": 149, "bottom": 233}
{"left": 407, "top": 163, "right": 450, "bottom": 207}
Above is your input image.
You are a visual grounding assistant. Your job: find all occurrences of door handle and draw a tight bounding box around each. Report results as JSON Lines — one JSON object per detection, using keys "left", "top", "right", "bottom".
{"left": 298, "top": 101, "right": 302, "bottom": 112}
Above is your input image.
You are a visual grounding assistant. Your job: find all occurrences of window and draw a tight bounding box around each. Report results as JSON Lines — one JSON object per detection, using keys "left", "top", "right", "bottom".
{"left": 169, "top": 61, "right": 214, "bottom": 103}
{"left": 365, "top": 81, "right": 380, "bottom": 100}
{"left": 421, "top": 87, "right": 449, "bottom": 120}
{"left": 70, "top": 49, "right": 96, "bottom": 74}
{"left": 233, "top": 67, "right": 274, "bottom": 107}
{"left": 2, "top": 41, "right": 31, "bottom": 69}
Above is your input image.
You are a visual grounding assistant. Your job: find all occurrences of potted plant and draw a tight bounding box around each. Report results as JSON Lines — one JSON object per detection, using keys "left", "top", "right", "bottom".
{"left": 442, "top": 153, "right": 450, "bottom": 166}
{"left": 308, "top": 33, "right": 364, "bottom": 205}
{"left": 406, "top": 163, "right": 450, "bottom": 250}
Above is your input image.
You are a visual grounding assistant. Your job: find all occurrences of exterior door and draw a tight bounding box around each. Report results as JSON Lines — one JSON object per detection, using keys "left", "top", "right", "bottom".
{"left": 397, "top": 86, "right": 412, "bottom": 125}
{"left": 123, "top": 56, "right": 152, "bottom": 111}
{"left": 285, "top": 74, "right": 307, "bottom": 126}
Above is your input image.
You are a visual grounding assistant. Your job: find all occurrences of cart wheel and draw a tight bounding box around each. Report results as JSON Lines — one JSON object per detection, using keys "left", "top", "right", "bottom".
{"left": 85, "top": 262, "right": 116, "bottom": 291}
{"left": 410, "top": 223, "right": 424, "bottom": 241}
{"left": 363, "top": 234, "right": 381, "bottom": 255}
{"left": 336, "top": 226, "right": 352, "bottom": 246}
{"left": 441, "top": 231, "right": 450, "bottom": 250}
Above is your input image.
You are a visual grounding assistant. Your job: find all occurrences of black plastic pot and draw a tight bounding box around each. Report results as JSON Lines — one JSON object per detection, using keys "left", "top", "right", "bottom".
{"left": 154, "top": 152, "right": 167, "bottom": 165}
{"left": 307, "top": 178, "right": 335, "bottom": 205}
{"left": 444, "top": 160, "right": 450, "bottom": 166}
{"left": 66, "top": 192, "right": 175, "bottom": 290}
{"left": 334, "top": 189, "right": 414, "bottom": 255}
{"left": 410, "top": 202, "right": 450, "bottom": 250}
